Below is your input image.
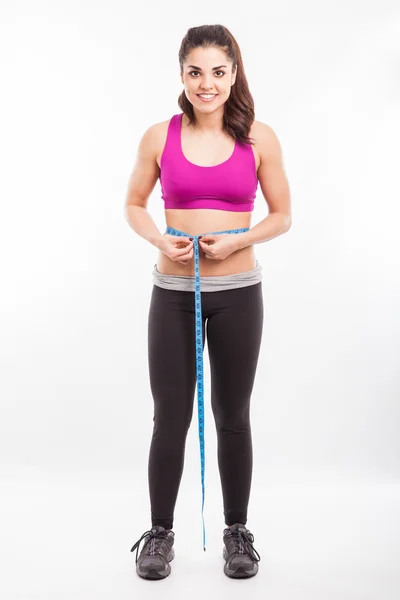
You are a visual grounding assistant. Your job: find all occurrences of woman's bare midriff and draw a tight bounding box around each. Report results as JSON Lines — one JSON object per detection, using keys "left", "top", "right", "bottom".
{"left": 156, "top": 208, "right": 257, "bottom": 276}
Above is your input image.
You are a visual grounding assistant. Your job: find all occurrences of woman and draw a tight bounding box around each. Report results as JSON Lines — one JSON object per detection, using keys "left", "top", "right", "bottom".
{"left": 125, "top": 24, "right": 291, "bottom": 580}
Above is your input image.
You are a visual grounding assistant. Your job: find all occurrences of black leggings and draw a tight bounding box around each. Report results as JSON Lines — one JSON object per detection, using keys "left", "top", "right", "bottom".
{"left": 147, "top": 281, "right": 264, "bottom": 530}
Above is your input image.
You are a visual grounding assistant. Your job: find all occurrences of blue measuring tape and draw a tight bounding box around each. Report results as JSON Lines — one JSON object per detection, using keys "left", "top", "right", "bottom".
{"left": 165, "top": 226, "right": 250, "bottom": 551}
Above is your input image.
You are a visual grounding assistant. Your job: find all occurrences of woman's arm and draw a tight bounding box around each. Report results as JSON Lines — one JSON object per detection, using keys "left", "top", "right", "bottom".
{"left": 124, "top": 124, "right": 165, "bottom": 249}
{"left": 235, "top": 121, "right": 292, "bottom": 251}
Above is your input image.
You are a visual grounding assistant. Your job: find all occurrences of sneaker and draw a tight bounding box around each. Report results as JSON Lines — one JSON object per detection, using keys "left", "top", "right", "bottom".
{"left": 223, "top": 522, "right": 261, "bottom": 578}
{"left": 130, "top": 525, "right": 175, "bottom": 580}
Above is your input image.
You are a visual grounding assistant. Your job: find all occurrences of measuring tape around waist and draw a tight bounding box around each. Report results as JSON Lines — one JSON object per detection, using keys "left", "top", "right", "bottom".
{"left": 165, "top": 226, "right": 250, "bottom": 551}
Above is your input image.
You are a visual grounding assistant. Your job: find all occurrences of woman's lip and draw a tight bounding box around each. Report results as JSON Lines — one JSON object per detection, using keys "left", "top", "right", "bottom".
{"left": 197, "top": 94, "right": 218, "bottom": 102}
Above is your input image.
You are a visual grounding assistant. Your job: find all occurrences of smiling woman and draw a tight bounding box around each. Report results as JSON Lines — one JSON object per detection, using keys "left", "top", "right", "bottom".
{"left": 124, "top": 23, "right": 291, "bottom": 581}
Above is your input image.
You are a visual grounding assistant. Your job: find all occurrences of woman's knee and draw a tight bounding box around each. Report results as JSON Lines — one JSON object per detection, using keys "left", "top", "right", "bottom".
{"left": 212, "top": 403, "right": 251, "bottom": 433}
{"left": 152, "top": 400, "right": 195, "bottom": 440}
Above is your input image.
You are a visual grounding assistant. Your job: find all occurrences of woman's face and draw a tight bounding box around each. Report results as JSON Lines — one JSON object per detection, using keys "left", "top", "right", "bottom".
{"left": 181, "top": 46, "right": 236, "bottom": 114}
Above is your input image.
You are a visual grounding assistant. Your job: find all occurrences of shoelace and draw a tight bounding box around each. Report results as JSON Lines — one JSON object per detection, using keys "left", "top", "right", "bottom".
{"left": 226, "top": 529, "right": 261, "bottom": 563}
{"left": 130, "top": 530, "right": 169, "bottom": 564}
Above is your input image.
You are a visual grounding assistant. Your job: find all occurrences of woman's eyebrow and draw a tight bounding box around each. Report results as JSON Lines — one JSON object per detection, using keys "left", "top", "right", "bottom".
{"left": 187, "top": 65, "right": 227, "bottom": 70}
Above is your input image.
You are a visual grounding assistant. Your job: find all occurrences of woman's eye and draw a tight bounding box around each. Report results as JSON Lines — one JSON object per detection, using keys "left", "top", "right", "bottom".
{"left": 188, "top": 70, "right": 225, "bottom": 77}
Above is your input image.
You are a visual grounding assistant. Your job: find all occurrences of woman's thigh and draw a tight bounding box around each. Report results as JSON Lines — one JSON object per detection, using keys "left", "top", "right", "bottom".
{"left": 147, "top": 285, "right": 206, "bottom": 432}
{"left": 205, "top": 283, "right": 264, "bottom": 424}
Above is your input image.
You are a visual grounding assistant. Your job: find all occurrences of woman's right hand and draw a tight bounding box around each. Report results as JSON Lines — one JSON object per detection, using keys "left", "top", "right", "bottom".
{"left": 160, "top": 234, "right": 194, "bottom": 266}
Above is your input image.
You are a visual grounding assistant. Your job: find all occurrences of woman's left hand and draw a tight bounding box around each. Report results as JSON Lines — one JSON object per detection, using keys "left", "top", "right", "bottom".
{"left": 198, "top": 234, "right": 242, "bottom": 260}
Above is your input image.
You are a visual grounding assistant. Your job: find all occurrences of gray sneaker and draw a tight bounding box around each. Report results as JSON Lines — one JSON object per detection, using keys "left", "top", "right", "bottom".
{"left": 223, "top": 523, "right": 261, "bottom": 578}
{"left": 130, "top": 525, "right": 175, "bottom": 580}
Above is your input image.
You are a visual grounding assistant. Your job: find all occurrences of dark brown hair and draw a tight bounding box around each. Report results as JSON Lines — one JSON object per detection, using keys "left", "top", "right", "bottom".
{"left": 178, "top": 24, "right": 255, "bottom": 145}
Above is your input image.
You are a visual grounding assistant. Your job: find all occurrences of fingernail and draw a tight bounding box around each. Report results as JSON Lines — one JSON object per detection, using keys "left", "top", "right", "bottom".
{"left": 198, "top": 236, "right": 203, "bottom": 240}
{"left": 189, "top": 237, "right": 193, "bottom": 241}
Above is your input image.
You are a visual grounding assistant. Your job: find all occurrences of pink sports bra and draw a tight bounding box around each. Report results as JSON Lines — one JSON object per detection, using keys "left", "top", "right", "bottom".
{"left": 159, "top": 113, "right": 258, "bottom": 211}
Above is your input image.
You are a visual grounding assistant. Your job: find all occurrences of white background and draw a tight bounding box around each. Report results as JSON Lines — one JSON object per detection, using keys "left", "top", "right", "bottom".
{"left": 1, "top": 1, "right": 399, "bottom": 598}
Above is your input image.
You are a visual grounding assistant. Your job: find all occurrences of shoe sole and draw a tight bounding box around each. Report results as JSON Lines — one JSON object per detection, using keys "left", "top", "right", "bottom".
{"left": 222, "top": 546, "right": 259, "bottom": 578}
{"left": 136, "top": 547, "right": 175, "bottom": 580}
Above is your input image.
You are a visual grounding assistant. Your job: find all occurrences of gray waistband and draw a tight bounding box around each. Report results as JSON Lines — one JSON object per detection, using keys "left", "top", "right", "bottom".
{"left": 152, "top": 261, "right": 262, "bottom": 292}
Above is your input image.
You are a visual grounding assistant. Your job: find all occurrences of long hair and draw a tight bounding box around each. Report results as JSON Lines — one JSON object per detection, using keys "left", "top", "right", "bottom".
{"left": 178, "top": 24, "right": 255, "bottom": 145}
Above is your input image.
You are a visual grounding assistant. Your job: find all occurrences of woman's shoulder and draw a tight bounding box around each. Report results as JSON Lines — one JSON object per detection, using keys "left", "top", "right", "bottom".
{"left": 138, "top": 116, "right": 177, "bottom": 164}
{"left": 144, "top": 114, "right": 179, "bottom": 139}
{"left": 250, "top": 119, "right": 278, "bottom": 140}
{"left": 140, "top": 117, "right": 170, "bottom": 144}
{"left": 142, "top": 115, "right": 181, "bottom": 168}
{"left": 250, "top": 119, "right": 282, "bottom": 158}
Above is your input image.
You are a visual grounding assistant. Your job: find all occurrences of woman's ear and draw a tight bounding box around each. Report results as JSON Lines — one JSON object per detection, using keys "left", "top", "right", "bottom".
{"left": 231, "top": 67, "right": 237, "bottom": 86}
